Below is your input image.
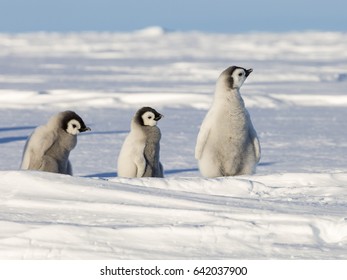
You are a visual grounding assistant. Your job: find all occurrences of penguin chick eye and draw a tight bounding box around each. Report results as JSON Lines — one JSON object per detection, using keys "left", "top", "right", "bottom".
{"left": 148, "top": 116, "right": 152, "bottom": 119}
{"left": 72, "top": 124, "right": 77, "bottom": 128}
{"left": 238, "top": 72, "right": 243, "bottom": 77}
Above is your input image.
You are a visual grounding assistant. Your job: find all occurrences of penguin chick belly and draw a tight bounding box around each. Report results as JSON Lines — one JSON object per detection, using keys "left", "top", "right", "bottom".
{"left": 117, "top": 131, "right": 147, "bottom": 178}
{"left": 203, "top": 114, "right": 250, "bottom": 176}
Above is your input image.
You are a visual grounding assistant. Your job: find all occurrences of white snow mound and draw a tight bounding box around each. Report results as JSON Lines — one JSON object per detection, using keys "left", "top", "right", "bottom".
{"left": 1, "top": 171, "right": 346, "bottom": 259}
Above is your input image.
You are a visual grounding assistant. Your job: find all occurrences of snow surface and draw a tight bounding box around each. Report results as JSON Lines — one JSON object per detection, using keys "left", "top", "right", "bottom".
{"left": 0, "top": 28, "right": 346, "bottom": 259}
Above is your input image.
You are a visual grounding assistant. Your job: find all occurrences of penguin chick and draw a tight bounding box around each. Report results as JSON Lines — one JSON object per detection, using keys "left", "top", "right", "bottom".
{"left": 195, "top": 66, "right": 261, "bottom": 177}
{"left": 21, "top": 110, "right": 90, "bottom": 175}
{"left": 117, "top": 107, "right": 164, "bottom": 178}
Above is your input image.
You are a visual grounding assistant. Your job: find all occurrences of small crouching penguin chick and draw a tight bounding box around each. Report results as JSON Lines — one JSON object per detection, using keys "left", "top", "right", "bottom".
{"left": 195, "top": 66, "right": 261, "bottom": 177}
{"left": 21, "top": 110, "right": 90, "bottom": 175}
{"left": 117, "top": 106, "right": 164, "bottom": 178}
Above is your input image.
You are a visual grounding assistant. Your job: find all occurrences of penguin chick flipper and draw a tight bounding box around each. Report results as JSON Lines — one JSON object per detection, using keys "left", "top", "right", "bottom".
{"left": 158, "top": 162, "right": 164, "bottom": 178}
{"left": 20, "top": 138, "right": 31, "bottom": 169}
{"left": 21, "top": 126, "right": 56, "bottom": 170}
{"left": 246, "top": 111, "right": 261, "bottom": 163}
{"left": 134, "top": 155, "right": 147, "bottom": 178}
{"left": 247, "top": 116, "right": 261, "bottom": 162}
{"left": 39, "top": 155, "right": 60, "bottom": 173}
{"left": 253, "top": 136, "right": 261, "bottom": 163}
{"left": 66, "top": 160, "right": 73, "bottom": 175}
{"left": 195, "top": 128, "right": 210, "bottom": 160}
{"left": 195, "top": 110, "right": 214, "bottom": 160}
{"left": 26, "top": 126, "right": 57, "bottom": 163}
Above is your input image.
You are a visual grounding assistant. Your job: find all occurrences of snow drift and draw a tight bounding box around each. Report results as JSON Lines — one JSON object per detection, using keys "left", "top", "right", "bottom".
{"left": 1, "top": 171, "right": 346, "bottom": 259}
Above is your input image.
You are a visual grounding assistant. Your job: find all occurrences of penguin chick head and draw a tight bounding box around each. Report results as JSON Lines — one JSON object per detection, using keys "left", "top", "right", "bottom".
{"left": 61, "top": 111, "right": 91, "bottom": 135}
{"left": 135, "top": 107, "right": 163, "bottom": 127}
{"left": 221, "top": 66, "right": 253, "bottom": 89}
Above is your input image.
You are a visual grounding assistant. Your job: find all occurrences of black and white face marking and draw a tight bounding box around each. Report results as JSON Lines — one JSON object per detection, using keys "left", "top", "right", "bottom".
{"left": 136, "top": 107, "right": 163, "bottom": 126}
{"left": 62, "top": 111, "right": 91, "bottom": 135}
{"left": 142, "top": 111, "right": 159, "bottom": 126}
{"left": 66, "top": 119, "right": 82, "bottom": 135}
{"left": 225, "top": 66, "right": 253, "bottom": 89}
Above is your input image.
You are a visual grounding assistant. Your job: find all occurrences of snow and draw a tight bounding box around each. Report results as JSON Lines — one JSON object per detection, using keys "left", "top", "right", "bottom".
{"left": 0, "top": 29, "right": 346, "bottom": 259}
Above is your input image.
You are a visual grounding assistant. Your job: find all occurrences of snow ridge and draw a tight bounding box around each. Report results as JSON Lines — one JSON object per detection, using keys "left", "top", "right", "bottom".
{"left": 0, "top": 171, "right": 346, "bottom": 259}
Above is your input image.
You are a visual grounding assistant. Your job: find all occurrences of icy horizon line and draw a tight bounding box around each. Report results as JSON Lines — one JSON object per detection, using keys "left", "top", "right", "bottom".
{"left": 0, "top": 26, "right": 345, "bottom": 36}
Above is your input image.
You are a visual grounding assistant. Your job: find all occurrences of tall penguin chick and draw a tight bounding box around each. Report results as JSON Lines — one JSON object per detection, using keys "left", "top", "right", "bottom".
{"left": 195, "top": 66, "right": 261, "bottom": 177}
{"left": 117, "top": 107, "right": 164, "bottom": 178}
{"left": 21, "top": 111, "right": 90, "bottom": 175}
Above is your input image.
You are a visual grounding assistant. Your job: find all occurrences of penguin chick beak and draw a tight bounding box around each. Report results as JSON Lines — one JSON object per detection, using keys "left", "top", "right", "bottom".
{"left": 79, "top": 127, "right": 91, "bottom": 132}
{"left": 154, "top": 114, "right": 163, "bottom": 121}
{"left": 245, "top": 68, "right": 253, "bottom": 77}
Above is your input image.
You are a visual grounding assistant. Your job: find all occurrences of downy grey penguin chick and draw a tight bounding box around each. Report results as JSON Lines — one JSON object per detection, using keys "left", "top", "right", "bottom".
{"left": 117, "top": 107, "right": 164, "bottom": 178}
{"left": 195, "top": 66, "right": 261, "bottom": 177}
{"left": 21, "top": 110, "right": 90, "bottom": 175}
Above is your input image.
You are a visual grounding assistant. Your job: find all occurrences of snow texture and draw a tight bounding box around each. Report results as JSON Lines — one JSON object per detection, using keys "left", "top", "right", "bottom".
{"left": 0, "top": 29, "right": 346, "bottom": 259}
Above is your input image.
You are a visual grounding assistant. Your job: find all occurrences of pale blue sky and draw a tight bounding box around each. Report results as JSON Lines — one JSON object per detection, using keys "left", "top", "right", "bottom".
{"left": 0, "top": 0, "right": 345, "bottom": 33}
